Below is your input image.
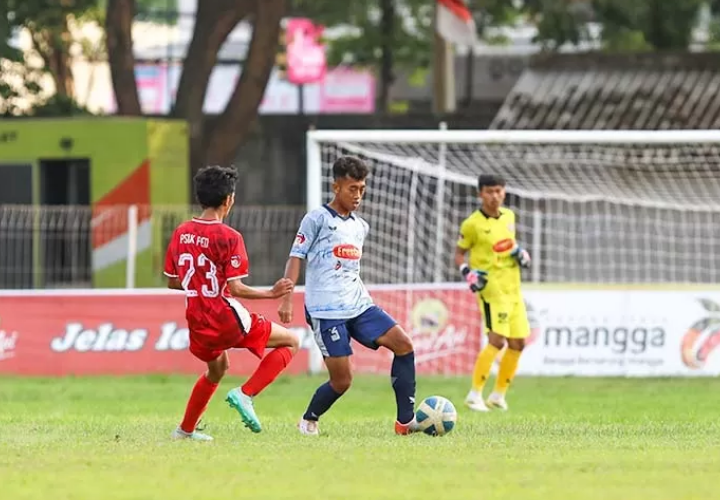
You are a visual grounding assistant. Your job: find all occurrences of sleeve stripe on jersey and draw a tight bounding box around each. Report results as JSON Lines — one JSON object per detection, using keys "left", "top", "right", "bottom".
{"left": 226, "top": 274, "right": 249, "bottom": 281}
{"left": 289, "top": 250, "right": 307, "bottom": 259}
{"left": 163, "top": 272, "right": 178, "bottom": 278}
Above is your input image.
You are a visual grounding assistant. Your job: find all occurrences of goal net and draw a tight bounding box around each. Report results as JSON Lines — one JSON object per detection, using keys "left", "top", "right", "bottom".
{"left": 305, "top": 130, "right": 720, "bottom": 374}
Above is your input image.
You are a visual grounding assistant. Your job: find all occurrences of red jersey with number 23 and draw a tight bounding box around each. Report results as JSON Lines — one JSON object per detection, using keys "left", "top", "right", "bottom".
{"left": 164, "top": 217, "right": 252, "bottom": 341}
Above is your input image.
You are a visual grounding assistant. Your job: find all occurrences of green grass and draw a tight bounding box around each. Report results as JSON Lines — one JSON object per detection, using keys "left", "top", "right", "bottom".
{"left": 1, "top": 375, "right": 718, "bottom": 500}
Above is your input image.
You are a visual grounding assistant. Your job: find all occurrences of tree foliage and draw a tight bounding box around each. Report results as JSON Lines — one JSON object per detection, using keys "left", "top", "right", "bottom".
{"left": 528, "top": 0, "right": 704, "bottom": 51}
{"left": 291, "top": 0, "right": 706, "bottom": 71}
{"left": 0, "top": 0, "right": 174, "bottom": 116}
{"left": 290, "top": 0, "right": 530, "bottom": 68}
{"left": 289, "top": 0, "right": 434, "bottom": 111}
{"left": 292, "top": 0, "right": 433, "bottom": 70}
{"left": 2, "top": 0, "right": 711, "bottom": 120}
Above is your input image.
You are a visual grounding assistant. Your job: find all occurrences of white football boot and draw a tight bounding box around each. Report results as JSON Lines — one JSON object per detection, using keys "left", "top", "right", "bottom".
{"left": 298, "top": 418, "right": 320, "bottom": 436}
{"left": 464, "top": 390, "right": 490, "bottom": 412}
{"left": 486, "top": 392, "right": 509, "bottom": 411}
{"left": 171, "top": 427, "right": 214, "bottom": 441}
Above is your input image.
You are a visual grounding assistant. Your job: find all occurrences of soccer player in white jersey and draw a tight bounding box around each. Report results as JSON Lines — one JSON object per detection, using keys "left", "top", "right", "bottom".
{"left": 279, "top": 156, "right": 418, "bottom": 436}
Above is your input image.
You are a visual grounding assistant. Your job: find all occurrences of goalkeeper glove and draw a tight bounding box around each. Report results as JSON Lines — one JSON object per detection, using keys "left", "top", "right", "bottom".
{"left": 511, "top": 245, "right": 531, "bottom": 268}
{"left": 459, "top": 264, "right": 488, "bottom": 293}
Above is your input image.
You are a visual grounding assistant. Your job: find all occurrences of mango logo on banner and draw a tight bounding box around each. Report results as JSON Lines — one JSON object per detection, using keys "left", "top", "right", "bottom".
{"left": 681, "top": 298, "right": 720, "bottom": 369}
{"left": 0, "top": 317, "right": 18, "bottom": 361}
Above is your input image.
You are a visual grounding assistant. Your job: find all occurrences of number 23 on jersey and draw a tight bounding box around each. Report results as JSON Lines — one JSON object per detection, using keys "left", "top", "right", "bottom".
{"left": 178, "top": 253, "right": 219, "bottom": 297}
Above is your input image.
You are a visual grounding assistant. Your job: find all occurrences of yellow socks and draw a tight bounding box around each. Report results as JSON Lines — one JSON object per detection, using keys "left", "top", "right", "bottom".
{"left": 471, "top": 344, "right": 500, "bottom": 392}
{"left": 494, "top": 348, "right": 522, "bottom": 395}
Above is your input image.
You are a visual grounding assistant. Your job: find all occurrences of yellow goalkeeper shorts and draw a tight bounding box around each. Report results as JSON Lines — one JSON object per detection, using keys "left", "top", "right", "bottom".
{"left": 478, "top": 296, "right": 530, "bottom": 339}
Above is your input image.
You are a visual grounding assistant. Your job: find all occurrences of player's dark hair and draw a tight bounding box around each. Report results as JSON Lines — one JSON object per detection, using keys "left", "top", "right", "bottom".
{"left": 478, "top": 174, "right": 506, "bottom": 191}
{"left": 333, "top": 156, "right": 369, "bottom": 181}
{"left": 194, "top": 165, "right": 238, "bottom": 208}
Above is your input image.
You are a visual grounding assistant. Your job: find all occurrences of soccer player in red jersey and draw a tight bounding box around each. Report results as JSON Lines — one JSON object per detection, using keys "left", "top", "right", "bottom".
{"left": 164, "top": 165, "right": 298, "bottom": 440}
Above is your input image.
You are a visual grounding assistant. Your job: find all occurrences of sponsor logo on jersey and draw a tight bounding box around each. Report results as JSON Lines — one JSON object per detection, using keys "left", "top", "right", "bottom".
{"left": 333, "top": 244, "right": 362, "bottom": 260}
{"left": 681, "top": 298, "right": 720, "bottom": 369}
{"left": 492, "top": 238, "right": 515, "bottom": 253}
{"left": 230, "top": 255, "right": 241, "bottom": 268}
{"left": 295, "top": 233, "right": 306, "bottom": 245}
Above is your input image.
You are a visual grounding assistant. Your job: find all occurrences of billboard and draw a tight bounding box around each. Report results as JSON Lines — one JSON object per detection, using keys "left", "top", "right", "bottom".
{"left": 1, "top": 285, "right": 719, "bottom": 377}
{"left": 0, "top": 286, "right": 480, "bottom": 376}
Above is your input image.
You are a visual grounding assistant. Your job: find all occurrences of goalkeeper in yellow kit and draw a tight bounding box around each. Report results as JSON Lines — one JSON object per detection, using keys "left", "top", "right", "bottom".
{"left": 455, "top": 174, "right": 531, "bottom": 412}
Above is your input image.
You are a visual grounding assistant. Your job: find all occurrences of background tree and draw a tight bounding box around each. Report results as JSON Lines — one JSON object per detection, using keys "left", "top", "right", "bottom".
{"left": 528, "top": 0, "right": 705, "bottom": 51}
{"left": 290, "top": 0, "right": 432, "bottom": 113}
{"left": 290, "top": 0, "right": 529, "bottom": 112}
{"left": 7, "top": 0, "right": 98, "bottom": 100}
{"left": 0, "top": 0, "right": 168, "bottom": 116}
{"left": 108, "top": 0, "right": 286, "bottom": 172}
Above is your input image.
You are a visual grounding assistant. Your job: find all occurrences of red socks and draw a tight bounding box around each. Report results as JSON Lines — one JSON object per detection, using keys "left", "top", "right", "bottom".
{"left": 242, "top": 347, "right": 293, "bottom": 397}
{"left": 180, "top": 348, "right": 294, "bottom": 432}
{"left": 180, "top": 374, "right": 219, "bottom": 433}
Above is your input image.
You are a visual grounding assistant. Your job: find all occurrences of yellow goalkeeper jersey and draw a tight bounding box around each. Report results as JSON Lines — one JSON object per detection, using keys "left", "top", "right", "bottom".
{"left": 457, "top": 207, "right": 522, "bottom": 301}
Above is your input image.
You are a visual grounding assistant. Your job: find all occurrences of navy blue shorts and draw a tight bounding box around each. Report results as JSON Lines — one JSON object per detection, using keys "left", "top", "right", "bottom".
{"left": 306, "top": 306, "right": 397, "bottom": 358}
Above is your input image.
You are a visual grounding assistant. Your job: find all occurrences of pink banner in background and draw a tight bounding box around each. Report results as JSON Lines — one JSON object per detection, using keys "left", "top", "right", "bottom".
{"left": 319, "top": 69, "right": 376, "bottom": 113}
{"left": 286, "top": 18, "right": 327, "bottom": 85}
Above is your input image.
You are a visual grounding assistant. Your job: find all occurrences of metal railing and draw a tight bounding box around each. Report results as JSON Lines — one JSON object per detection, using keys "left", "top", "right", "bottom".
{"left": 0, "top": 205, "right": 306, "bottom": 289}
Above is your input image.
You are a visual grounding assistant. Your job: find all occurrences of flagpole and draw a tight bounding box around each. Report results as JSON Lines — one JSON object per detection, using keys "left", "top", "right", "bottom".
{"left": 433, "top": 3, "right": 456, "bottom": 114}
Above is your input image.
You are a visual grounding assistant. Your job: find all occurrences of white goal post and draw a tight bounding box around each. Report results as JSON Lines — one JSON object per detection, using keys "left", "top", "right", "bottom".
{"left": 304, "top": 129, "right": 720, "bottom": 376}
{"left": 307, "top": 129, "right": 720, "bottom": 287}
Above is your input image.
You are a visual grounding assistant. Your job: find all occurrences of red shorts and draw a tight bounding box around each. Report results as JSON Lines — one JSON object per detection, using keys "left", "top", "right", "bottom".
{"left": 189, "top": 312, "right": 272, "bottom": 363}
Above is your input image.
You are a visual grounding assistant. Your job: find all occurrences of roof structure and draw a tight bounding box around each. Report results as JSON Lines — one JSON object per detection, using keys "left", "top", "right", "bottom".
{"left": 490, "top": 52, "right": 720, "bottom": 130}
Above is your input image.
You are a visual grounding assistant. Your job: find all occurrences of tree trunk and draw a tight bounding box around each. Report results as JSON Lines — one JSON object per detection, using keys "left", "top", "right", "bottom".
{"left": 172, "top": 0, "right": 253, "bottom": 173}
{"left": 203, "top": 0, "right": 286, "bottom": 167}
{"left": 106, "top": 0, "right": 141, "bottom": 115}
{"left": 377, "top": 0, "right": 395, "bottom": 113}
{"left": 28, "top": 13, "right": 75, "bottom": 99}
{"left": 53, "top": 19, "right": 75, "bottom": 98}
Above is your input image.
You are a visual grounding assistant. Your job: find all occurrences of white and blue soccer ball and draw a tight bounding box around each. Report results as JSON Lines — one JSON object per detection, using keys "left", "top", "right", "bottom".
{"left": 415, "top": 395, "right": 457, "bottom": 436}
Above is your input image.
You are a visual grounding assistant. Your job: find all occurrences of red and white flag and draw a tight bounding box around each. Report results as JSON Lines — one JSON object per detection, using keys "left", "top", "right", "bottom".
{"left": 436, "top": 0, "right": 478, "bottom": 46}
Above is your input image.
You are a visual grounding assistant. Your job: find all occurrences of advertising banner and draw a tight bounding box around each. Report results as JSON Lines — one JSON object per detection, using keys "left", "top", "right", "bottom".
{"left": 0, "top": 287, "right": 481, "bottom": 377}
{"left": 519, "top": 289, "right": 720, "bottom": 377}
{"left": 285, "top": 18, "right": 326, "bottom": 85}
{"left": 1, "top": 286, "right": 718, "bottom": 377}
{"left": 109, "top": 65, "right": 375, "bottom": 115}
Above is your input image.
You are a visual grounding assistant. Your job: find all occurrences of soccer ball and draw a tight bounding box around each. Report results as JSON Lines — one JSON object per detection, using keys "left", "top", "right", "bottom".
{"left": 415, "top": 396, "right": 457, "bottom": 436}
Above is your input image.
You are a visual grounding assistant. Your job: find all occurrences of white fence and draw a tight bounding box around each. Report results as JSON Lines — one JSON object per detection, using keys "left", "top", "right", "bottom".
{"left": 0, "top": 204, "right": 306, "bottom": 290}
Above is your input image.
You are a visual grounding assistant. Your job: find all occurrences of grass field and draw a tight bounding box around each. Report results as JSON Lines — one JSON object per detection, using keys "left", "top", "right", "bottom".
{"left": 1, "top": 375, "right": 718, "bottom": 500}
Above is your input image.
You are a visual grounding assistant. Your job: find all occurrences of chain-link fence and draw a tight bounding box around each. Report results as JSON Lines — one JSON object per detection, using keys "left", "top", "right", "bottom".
{"left": 0, "top": 205, "right": 306, "bottom": 290}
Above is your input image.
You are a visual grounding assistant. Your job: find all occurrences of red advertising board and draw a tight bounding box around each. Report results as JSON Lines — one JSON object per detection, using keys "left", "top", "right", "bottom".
{"left": 0, "top": 286, "right": 482, "bottom": 376}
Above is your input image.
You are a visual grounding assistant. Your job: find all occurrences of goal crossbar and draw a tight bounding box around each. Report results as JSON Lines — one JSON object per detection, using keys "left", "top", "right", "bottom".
{"left": 308, "top": 129, "right": 720, "bottom": 146}
{"left": 307, "top": 129, "right": 720, "bottom": 212}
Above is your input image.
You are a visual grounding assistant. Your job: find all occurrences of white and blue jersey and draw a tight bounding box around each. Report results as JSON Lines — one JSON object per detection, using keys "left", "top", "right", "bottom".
{"left": 290, "top": 204, "right": 374, "bottom": 319}
{"left": 289, "top": 204, "right": 396, "bottom": 357}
